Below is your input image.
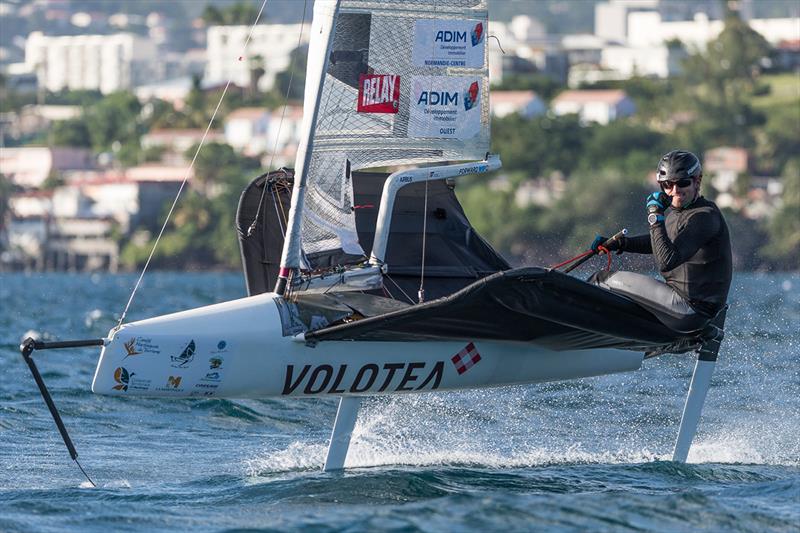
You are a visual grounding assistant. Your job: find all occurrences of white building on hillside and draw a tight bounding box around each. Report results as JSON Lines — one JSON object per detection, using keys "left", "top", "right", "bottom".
{"left": 0, "top": 147, "right": 95, "bottom": 188}
{"left": 224, "top": 105, "right": 304, "bottom": 157}
{"left": 551, "top": 89, "right": 635, "bottom": 125}
{"left": 24, "top": 32, "right": 158, "bottom": 94}
{"left": 490, "top": 91, "right": 546, "bottom": 118}
{"left": 206, "top": 23, "right": 308, "bottom": 91}
{"left": 593, "top": 1, "right": 800, "bottom": 79}
{"left": 224, "top": 107, "right": 271, "bottom": 155}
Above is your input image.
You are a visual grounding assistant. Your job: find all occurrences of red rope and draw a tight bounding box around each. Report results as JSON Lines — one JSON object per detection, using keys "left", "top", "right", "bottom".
{"left": 550, "top": 250, "right": 593, "bottom": 270}
{"left": 598, "top": 246, "right": 612, "bottom": 270}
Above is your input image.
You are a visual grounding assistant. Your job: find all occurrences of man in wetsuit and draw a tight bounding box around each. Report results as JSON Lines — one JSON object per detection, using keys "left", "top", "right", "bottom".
{"left": 589, "top": 150, "right": 732, "bottom": 332}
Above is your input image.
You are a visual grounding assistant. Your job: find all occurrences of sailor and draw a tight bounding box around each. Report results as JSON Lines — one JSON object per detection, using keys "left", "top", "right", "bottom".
{"left": 589, "top": 150, "right": 732, "bottom": 332}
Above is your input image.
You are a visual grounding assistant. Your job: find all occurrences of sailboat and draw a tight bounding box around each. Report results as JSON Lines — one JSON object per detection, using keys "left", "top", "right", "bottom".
{"left": 21, "top": 0, "right": 726, "bottom": 474}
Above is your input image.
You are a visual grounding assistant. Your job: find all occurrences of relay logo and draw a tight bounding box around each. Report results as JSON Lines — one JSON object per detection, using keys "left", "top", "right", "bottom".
{"left": 357, "top": 74, "right": 400, "bottom": 114}
{"left": 471, "top": 22, "right": 484, "bottom": 46}
{"left": 463, "top": 81, "right": 479, "bottom": 111}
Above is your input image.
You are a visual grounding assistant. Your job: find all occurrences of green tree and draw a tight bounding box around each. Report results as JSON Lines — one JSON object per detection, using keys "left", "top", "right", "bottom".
{"left": 491, "top": 114, "right": 588, "bottom": 177}
{"left": 201, "top": 5, "right": 225, "bottom": 25}
{"left": 492, "top": 73, "right": 562, "bottom": 100}
{"left": 273, "top": 45, "right": 308, "bottom": 101}
{"left": 200, "top": 1, "right": 259, "bottom": 25}
{"left": 123, "top": 143, "right": 260, "bottom": 269}
{"left": 41, "top": 170, "right": 65, "bottom": 190}
{"left": 50, "top": 118, "right": 92, "bottom": 147}
{"left": 84, "top": 91, "right": 142, "bottom": 153}
{"left": 762, "top": 161, "right": 800, "bottom": 268}
{"left": 678, "top": 9, "right": 771, "bottom": 149}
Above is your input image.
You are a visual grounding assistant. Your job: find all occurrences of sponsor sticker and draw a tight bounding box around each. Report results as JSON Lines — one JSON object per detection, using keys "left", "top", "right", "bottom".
{"left": 122, "top": 337, "right": 161, "bottom": 359}
{"left": 282, "top": 361, "right": 444, "bottom": 396}
{"left": 170, "top": 340, "right": 196, "bottom": 368}
{"left": 451, "top": 342, "right": 481, "bottom": 375}
{"left": 409, "top": 76, "right": 482, "bottom": 139}
{"left": 111, "top": 366, "right": 151, "bottom": 392}
{"left": 155, "top": 374, "right": 185, "bottom": 392}
{"left": 412, "top": 19, "right": 485, "bottom": 68}
{"left": 357, "top": 74, "right": 400, "bottom": 113}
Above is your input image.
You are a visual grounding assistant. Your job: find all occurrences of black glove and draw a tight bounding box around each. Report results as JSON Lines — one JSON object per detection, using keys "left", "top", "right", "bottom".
{"left": 590, "top": 234, "right": 625, "bottom": 255}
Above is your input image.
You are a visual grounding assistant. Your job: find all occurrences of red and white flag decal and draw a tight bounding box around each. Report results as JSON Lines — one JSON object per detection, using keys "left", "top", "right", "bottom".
{"left": 451, "top": 342, "right": 481, "bottom": 375}
{"left": 357, "top": 74, "right": 400, "bottom": 113}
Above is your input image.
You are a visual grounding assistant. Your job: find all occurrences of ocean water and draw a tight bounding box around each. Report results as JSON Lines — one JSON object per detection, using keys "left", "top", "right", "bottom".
{"left": 0, "top": 272, "right": 798, "bottom": 532}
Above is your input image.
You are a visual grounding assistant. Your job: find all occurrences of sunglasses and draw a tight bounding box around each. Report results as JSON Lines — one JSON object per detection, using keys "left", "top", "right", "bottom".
{"left": 660, "top": 178, "right": 693, "bottom": 191}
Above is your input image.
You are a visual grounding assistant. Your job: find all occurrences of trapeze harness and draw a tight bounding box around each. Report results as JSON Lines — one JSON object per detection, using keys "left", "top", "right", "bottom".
{"left": 591, "top": 196, "right": 732, "bottom": 332}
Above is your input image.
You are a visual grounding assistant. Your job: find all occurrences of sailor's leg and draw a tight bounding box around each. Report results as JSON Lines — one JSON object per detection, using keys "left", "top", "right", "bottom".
{"left": 591, "top": 270, "right": 708, "bottom": 332}
{"left": 323, "top": 396, "right": 362, "bottom": 472}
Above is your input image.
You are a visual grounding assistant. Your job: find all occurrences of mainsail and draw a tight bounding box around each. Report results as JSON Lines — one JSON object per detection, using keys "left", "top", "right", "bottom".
{"left": 285, "top": 0, "right": 491, "bottom": 271}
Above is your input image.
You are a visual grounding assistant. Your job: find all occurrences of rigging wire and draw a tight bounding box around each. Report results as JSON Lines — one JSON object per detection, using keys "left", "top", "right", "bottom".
{"left": 248, "top": 0, "right": 310, "bottom": 238}
{"left": 417, "top": 0, "right": 438, "bottom": 305}
{"left": 418, "top": 179, "right": 429, "bottom": 303}
{"left": 115, "top": 0, "right": 270, "bottom": 330}
{"left": 385, "top": 273, "right": 416, "bottom": 305}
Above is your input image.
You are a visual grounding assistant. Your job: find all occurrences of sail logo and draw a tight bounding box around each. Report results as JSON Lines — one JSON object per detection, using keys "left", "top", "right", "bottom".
{"left": 471, "top": 22, "right": 484, "bottom": 47}
{"left": 167, "top": 376, "right": 182, "bottom": 388}
{"left": 357, "top": 74, "right": 400, "bottom": 114}
{"left": 170, "top": 340, "right": 196, "bottom": 368}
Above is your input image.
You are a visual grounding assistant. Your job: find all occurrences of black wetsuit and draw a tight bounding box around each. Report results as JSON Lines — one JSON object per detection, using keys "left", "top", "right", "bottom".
{"left": 622, "top": 196, "right": 732, "bottom": 316}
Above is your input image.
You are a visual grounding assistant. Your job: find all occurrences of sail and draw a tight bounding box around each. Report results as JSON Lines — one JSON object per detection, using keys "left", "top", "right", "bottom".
{"left": 299, "top": 0, "right": 490, "bottom": 265}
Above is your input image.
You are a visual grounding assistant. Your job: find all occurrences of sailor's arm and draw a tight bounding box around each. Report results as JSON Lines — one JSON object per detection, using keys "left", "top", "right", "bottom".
{"left": 619, "top": 234, "right": 652, "bottom": 254}
{"left": 649, "top": 211, "right": 720, "bottom": 271}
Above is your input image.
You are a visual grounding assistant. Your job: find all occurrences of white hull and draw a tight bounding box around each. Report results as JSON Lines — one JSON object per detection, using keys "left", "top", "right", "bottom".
{"left": 91, "top": 293, "right": 644, "bottom": 399}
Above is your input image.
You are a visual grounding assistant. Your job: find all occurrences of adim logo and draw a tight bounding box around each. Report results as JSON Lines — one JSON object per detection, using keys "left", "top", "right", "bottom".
{"left": 463, "top": 82, "right": 480, "bottom": 111}
{"left": 471, "top": 22, "right": 484, "bottom": 47}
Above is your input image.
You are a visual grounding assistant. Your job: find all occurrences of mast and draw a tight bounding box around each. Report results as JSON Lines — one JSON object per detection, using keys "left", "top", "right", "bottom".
{"left": 275, "top": 0, "right": 341, "bottom": 295}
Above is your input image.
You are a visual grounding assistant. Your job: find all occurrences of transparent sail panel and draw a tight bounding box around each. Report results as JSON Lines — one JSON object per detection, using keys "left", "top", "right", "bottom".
{"left": 302, "top": 0, "right": 490, "bottom": 263}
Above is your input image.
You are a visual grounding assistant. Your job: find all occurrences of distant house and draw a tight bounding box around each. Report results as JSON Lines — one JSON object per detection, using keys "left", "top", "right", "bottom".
{"left": 774, "top": 39, "right": 800, "bottom": 72}
{"left": 224, "top": 105, "right": 304, "bottom": 158}
{"left": 551, "top": 89, "right": 635, "bottom": 125}
{"left": 141, "top": 128, "right": 225, "bottom": 163}
{"left": 135, "top": 78, "right": 193, "bottom": 110}
{"left": 265, "top": 104, "right": 303, "bottom": 153}
{"left": 224, "top": 107, "right": 271, "bottom": 156}
{"left": 490, "top": 90, "right": 547, "bottom": 118}
{"left": 206, "top": 24, "right": 309, "bottom": 92}
{"left": 0, "top": 147, "right": 95, "bottom": 188}
{"left": 704, "top": 146, "right": 749, "bottom": 194}
{"left": 8, "top": 190, "right": 53, "bottom": 218}
{"left": 61, "top": 166, "right": 192, "bottom": 231}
